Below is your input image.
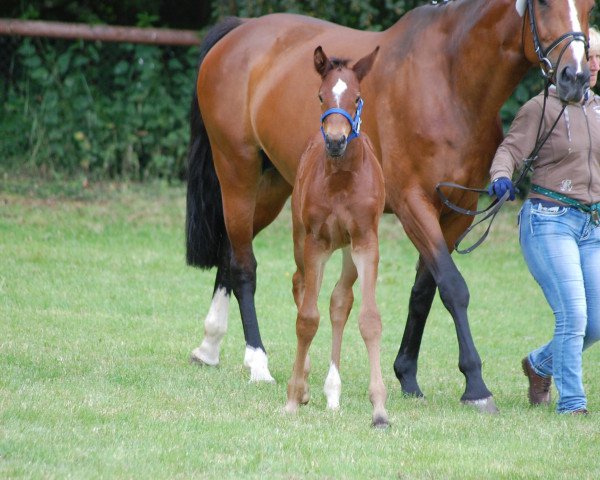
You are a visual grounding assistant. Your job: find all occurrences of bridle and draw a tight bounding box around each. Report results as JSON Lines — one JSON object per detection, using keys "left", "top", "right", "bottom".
{"left": 320, "top": 98, "right": 364, "bottom": 143}
{"left": 524, "top": 0, "right": 589, "bottom": 80}
{"left": 437, "top": 0, "right": 588, "bottom": 253}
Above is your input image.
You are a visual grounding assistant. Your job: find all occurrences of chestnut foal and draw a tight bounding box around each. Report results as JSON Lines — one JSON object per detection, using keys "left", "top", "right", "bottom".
{"left": 284, "top": 46, "right": 388, "bottom": 427}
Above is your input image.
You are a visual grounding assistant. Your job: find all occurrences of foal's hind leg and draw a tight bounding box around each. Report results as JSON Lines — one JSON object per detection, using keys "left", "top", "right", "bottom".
{"left": 393, "top": 257, "right": 436, "bottom": 397}
{"left": 324, "top": 247, "right": 357, "bottom": 410}
{"left": 352, "top": 242, "right": 388, "bottom": 428}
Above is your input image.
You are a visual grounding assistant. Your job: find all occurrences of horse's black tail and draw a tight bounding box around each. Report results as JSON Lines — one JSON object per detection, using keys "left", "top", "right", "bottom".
{"left": 186, "top": 17, "right": 244, "bottom": 269}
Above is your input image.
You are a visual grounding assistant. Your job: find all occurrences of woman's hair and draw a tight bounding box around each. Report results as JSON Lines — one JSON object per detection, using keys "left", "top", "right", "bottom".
{"left": 590, "top": 27, "right": 600, "bottom": 54}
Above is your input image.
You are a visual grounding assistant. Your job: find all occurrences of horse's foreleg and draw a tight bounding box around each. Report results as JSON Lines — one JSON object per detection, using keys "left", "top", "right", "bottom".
{"left": 286, "top": 238, "right": 328, "bottom": 413}
{"left": 191, "top": 242, "right": 232, "bottom": 366}
{"left": 324, "top": 247, "right": 357, "bottom": 410}
{"left": 434, "top": 252, "right": 496, "bottom": 411}
{"left": 393, "top": 257, "right": 436, "bottom": 397}
{"left": 351, "top": 243, "right": 388, "bottom": 428}
{"left": 398, "top": 201, "right": 497, "bottom": 413}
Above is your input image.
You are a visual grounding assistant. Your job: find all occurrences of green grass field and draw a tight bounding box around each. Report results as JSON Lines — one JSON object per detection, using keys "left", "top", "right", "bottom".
{"left": 1, "top": 178, "right": 599, "bottom": 479}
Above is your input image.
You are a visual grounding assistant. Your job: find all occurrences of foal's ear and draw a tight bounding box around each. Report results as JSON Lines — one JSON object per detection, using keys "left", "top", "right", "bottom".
{"left": 314, "top": 46, "right": 333, "bottom": 78}
{"left": 352, "top": 46, "right": 380, "bottom": 82}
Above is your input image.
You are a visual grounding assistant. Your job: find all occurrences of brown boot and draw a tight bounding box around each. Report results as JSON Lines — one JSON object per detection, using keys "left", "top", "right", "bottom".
{"left": 521, "top": 357, "right": 551, "bottom": 406}
{"left": 570, "top": 408, "right": 589, "bottom": 415}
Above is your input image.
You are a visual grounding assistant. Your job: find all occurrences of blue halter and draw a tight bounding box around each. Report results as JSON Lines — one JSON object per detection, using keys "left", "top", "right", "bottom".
{"left": 320, "top": 98, "right": 363, "bottom": 143}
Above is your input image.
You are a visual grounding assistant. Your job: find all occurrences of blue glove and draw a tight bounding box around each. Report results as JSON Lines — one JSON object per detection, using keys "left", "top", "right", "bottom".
{"left": 488, "top": 177, "right": 515, "bottom": 201}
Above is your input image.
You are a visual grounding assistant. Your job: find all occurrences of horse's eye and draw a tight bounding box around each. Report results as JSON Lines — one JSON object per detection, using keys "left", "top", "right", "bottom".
{"left": 318, "top": 94, "right": 323, "bottom": 103}
{"left": 538, "top": 0, "right": 548, "bottom": 6}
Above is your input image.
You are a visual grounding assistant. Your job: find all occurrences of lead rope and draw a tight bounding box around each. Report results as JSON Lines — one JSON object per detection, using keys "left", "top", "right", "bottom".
{"left": 437, "top": 82, "right": 566, "bottom": 254}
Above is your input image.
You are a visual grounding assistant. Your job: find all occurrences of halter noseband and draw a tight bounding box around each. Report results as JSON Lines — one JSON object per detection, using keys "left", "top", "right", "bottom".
{"left": 526, "top": 0, "right": 588, "bottom": 80}
{"left": 320, "top": 97, "right": 363, "bottom": 143}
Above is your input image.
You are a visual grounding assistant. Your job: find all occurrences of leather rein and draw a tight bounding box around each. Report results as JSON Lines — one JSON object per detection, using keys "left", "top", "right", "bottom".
{"left": 436, "top": 0, "right": 588, "bottom": 254}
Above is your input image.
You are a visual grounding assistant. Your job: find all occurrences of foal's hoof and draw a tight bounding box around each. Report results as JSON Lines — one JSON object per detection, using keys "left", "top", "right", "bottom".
{"left": 284, "top": 401, "right": 299, "bottom": 414}
{"left": 371, "top": 415, "right": 390, "bottom": 429}
{"left": 461, "top": 396, "right": 499, "bottom": 414}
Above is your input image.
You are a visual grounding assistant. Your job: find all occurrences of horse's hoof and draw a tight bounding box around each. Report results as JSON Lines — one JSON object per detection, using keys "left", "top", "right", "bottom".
{"left": 284, "top": 402, "right": 299, "bottom": 414}
{"left": 402, "top": 390, "right": 425, "bottom": 400}
{"left": 398, "top": 379, "right": 424, "bottom": 398}
{"left": 243, "top": 346, "right": 275, "bottom": 382}
{"left": 190, "top": 346, "right": 219, "bottom": 366}
{"left": 461, "top": 396, "right": 499, "bottom": 414}
{"left": 371, "top": 415, "right": 390, "bottom": 429}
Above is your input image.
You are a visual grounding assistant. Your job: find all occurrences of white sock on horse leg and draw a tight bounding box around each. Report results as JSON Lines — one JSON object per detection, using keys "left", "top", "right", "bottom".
{"left": 191, "top": 287, "right": 229, "bottom": 365}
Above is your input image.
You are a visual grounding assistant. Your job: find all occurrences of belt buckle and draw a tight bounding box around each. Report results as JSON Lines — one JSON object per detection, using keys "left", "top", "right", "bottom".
{"left": 591, "top": 209, "right": 600, "bottom": 226}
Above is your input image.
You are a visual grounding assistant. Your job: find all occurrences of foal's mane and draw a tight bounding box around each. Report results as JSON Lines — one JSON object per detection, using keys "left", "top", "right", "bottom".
{"left": 329, "top": 58, "right": 350, "bottom": 70}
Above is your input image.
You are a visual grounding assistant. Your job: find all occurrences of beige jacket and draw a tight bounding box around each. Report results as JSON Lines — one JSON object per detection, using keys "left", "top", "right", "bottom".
{"left": 490, "top": 87, "right": 600, "bottom": 205}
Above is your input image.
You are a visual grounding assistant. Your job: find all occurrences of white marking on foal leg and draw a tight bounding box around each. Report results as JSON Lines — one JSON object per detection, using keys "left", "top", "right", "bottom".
{"left": 190, "top": 287, "right": 229, "bottom": 366}
{"left": 323, "top": 362, "right": 342, "bottom": 410}
{"left": 567, "top": 0, "right": 586, "bottom": 73}
{"left": 244, "top": 347, "right": 275, "bottom": 383}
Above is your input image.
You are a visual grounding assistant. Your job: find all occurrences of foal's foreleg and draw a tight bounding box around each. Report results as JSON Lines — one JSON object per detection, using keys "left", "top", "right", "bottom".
{"left": 352, "top": 244, "right": 388, "bottom": 428}
{"left": 286, "top": 240, "right": 328, "bottom": 413}
{"left": 324, "top": 247, "right": 357, "bottom": 410}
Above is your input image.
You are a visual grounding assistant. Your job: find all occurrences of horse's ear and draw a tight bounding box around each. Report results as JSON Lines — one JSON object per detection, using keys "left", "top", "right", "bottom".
{"left": 314, "top": 46, "right": 332, "bottom": 78}
{"left": 352, "top": 46, "right": 380, "bottom": 82}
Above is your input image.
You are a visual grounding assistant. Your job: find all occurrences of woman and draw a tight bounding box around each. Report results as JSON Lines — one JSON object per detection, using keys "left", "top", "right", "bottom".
{"left": 488, "top": 27, "right": 600, "bottom": 414}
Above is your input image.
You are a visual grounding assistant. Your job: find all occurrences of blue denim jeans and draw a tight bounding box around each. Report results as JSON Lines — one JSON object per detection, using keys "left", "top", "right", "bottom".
{"left": 519, "top": 199, "right": 600, "bottom": 413}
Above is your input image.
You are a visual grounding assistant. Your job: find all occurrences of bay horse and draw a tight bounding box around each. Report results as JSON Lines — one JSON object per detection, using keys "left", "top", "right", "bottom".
{"left": 186, "top": 0, "right": 592, "bottom": 412}
{"left": 284, "top": 46, "right": 387, "bottom": 427}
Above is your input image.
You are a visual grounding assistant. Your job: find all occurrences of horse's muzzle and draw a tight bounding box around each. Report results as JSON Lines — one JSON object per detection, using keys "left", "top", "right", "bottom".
{"left": 557, "top": 65, "right": 590, "bottom": 103}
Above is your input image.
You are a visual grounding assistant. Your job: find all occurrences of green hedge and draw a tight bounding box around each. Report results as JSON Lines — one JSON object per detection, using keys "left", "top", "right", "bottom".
{"left": 1, "top": 37, "right": 197, "bottom": 180}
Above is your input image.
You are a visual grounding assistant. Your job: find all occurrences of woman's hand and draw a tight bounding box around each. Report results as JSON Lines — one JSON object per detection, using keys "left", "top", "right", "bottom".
{"left": 488, "top": 177, "right": 516, "bottom": 201}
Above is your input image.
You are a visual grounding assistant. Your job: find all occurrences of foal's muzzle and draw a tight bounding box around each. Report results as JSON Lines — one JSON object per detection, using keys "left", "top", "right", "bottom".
{"left": 325, "top": 134, "right": 347, "bottom": 157}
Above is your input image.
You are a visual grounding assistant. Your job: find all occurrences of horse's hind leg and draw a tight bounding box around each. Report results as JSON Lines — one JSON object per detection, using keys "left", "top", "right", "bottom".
{"left": 192, "top": 164, "right": 290, "bottom": 375}
{"left": 393, "top": 257, "right": 436, "bottom": 397}
{"left": 351, "top": 242, "right": 388, "bottom": 428}
{"left": 213, "top": 148, "right": 282, "bottom": 382}
{"left": 191, "top": 241, "right": 231, "bottom": 366}
{"left": 324, "top": 247, "right": 357, "bottom": 410}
